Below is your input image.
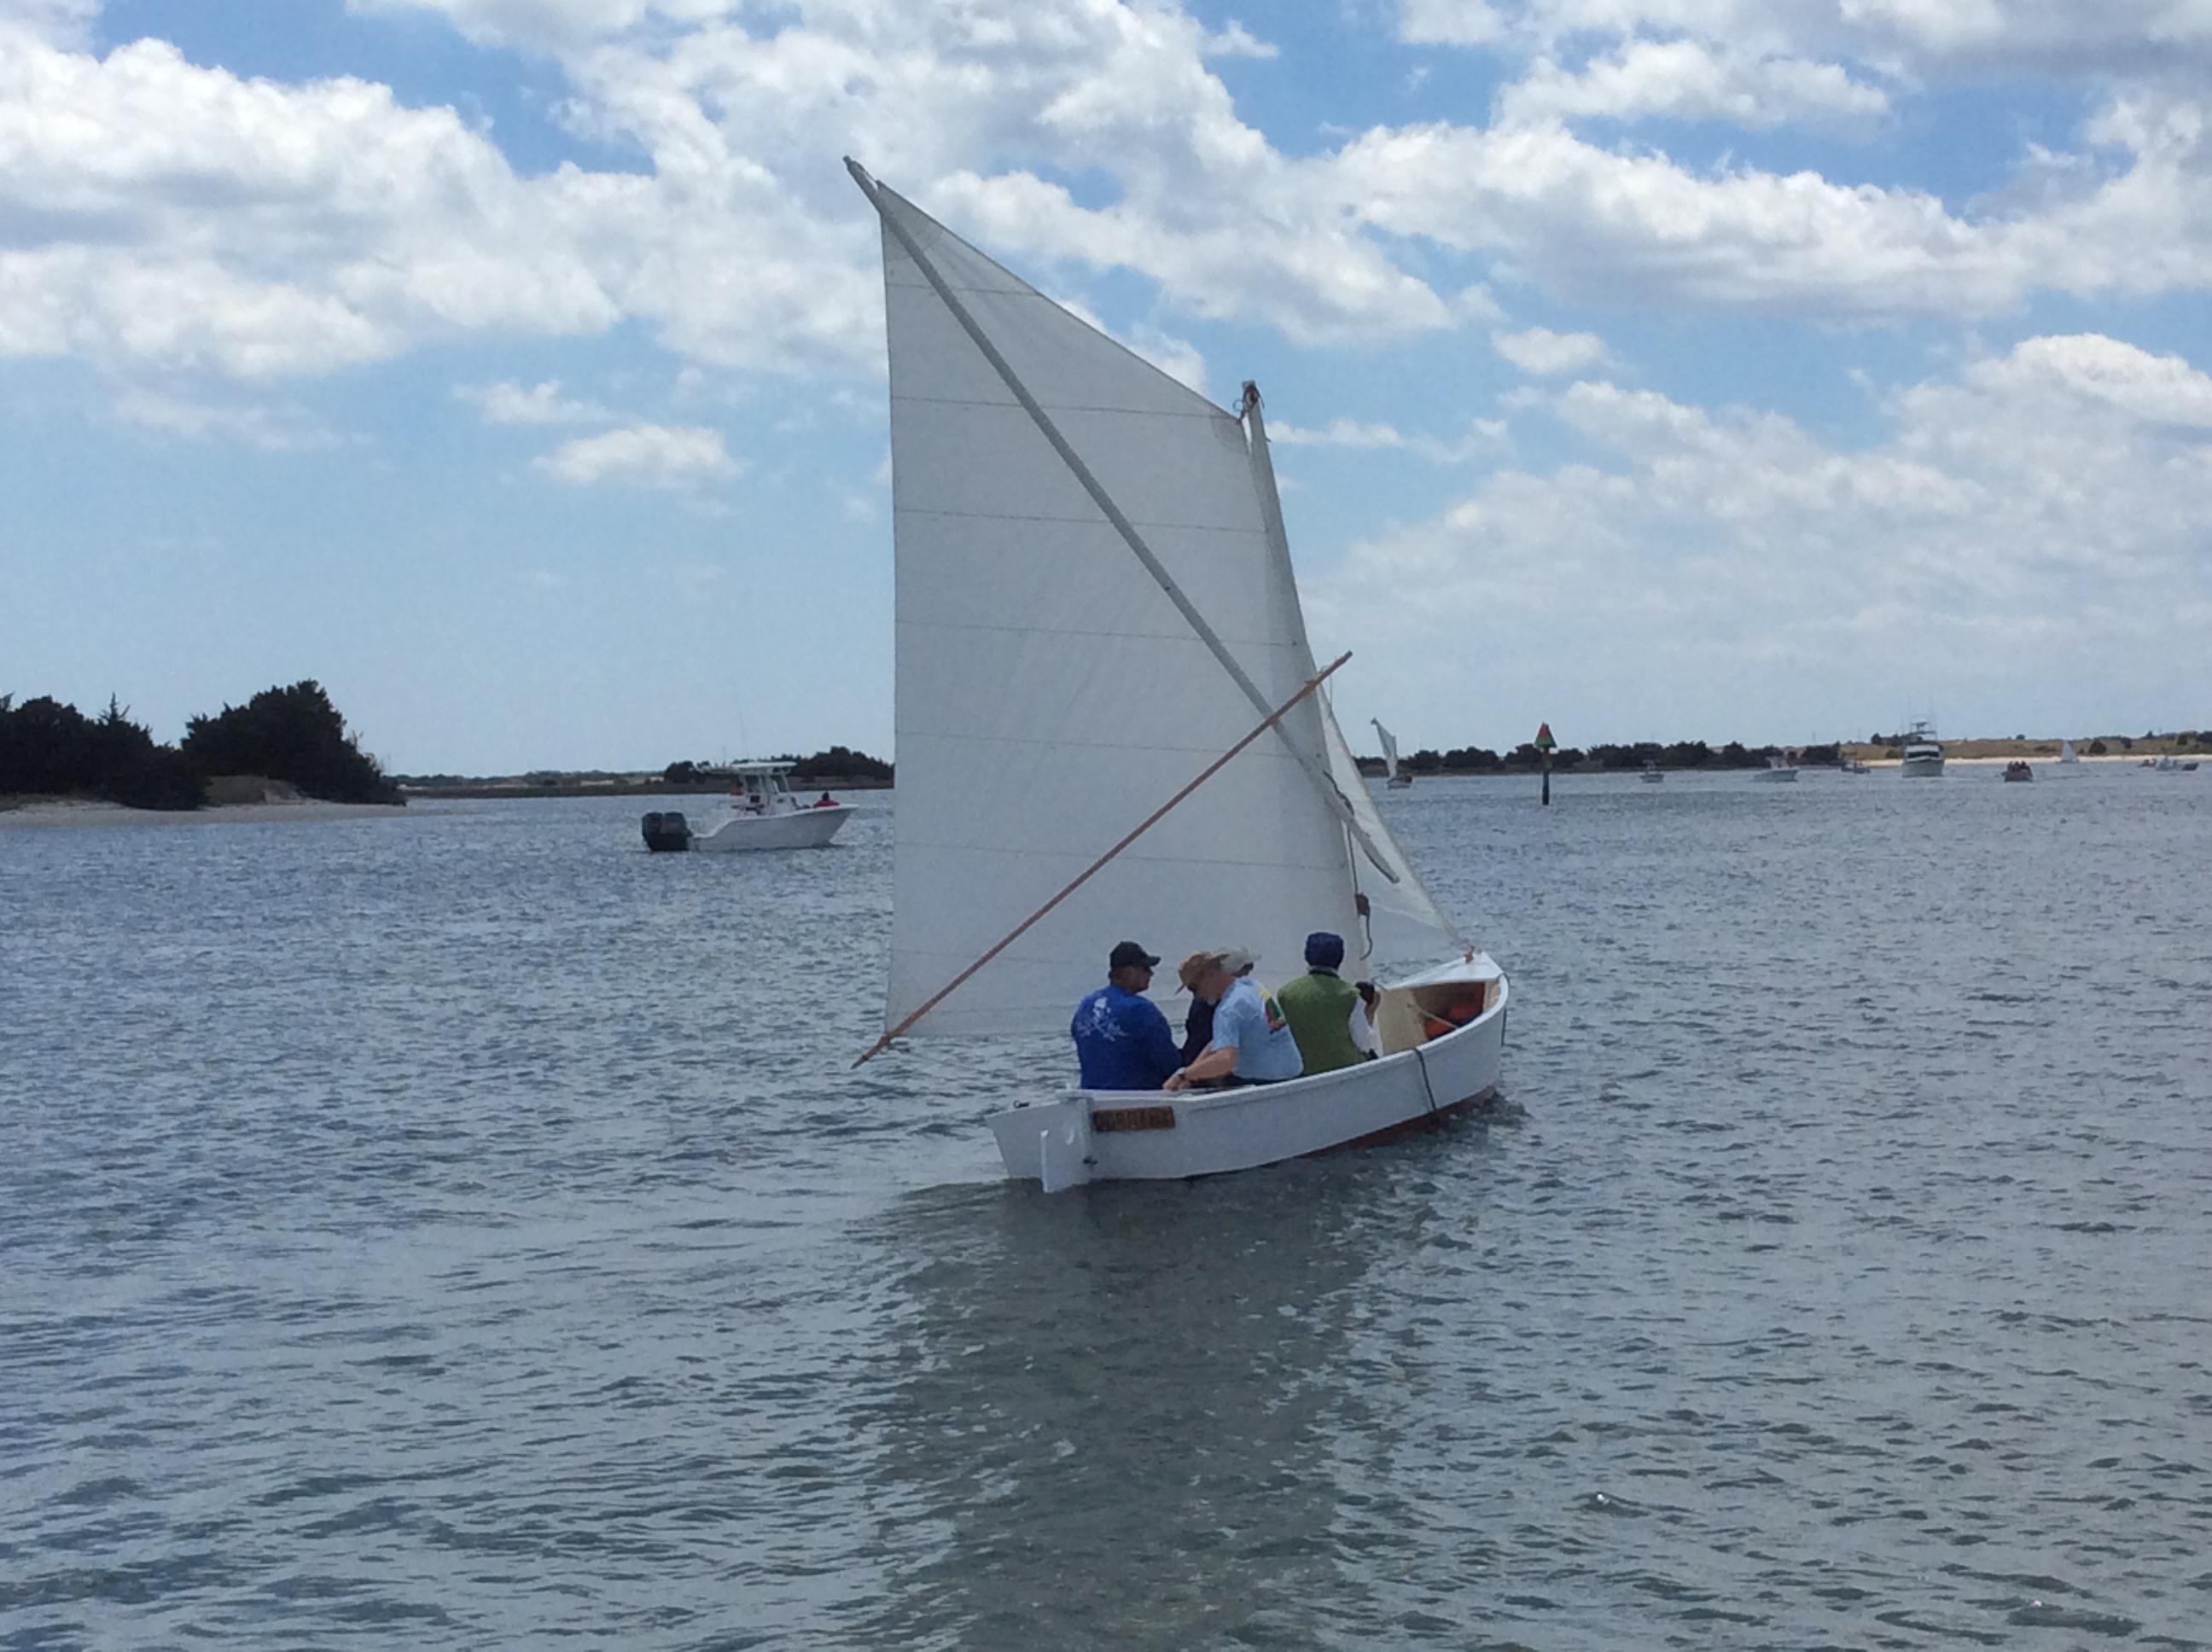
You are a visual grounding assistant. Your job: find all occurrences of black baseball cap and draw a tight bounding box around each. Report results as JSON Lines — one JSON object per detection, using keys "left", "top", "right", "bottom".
{"left": 1109, "top": 940, "right": 1161, "bottom": 970}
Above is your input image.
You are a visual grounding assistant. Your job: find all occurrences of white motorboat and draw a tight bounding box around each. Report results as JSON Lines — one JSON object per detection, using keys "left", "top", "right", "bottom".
{"left": 849, "top": 162, "right": 1507, "bottom": 1190}
{"left": 1753, "top": 753, "right": 1799, "bottom": 782}
{"left": 685, "top": 762, "right": 852, "bottom": 851}
{"left": 1640, "top": 761, "right": 1663, "bottom": 783}
{"left": 1373, "top": 720, "right": 1413, "bottom": 788}
{"left": 1901, "top": 720, "right": 1945, "bottom": 777}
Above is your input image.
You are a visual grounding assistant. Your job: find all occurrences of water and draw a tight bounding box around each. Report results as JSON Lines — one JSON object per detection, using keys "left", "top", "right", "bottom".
{"left": 4, "top": 768, "right": 2209, "bottom": 1649}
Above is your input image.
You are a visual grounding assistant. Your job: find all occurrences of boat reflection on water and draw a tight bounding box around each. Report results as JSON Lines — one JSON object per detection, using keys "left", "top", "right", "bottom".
{"left": 836, "top": 1156, "right": 1464, "bottom": 1645}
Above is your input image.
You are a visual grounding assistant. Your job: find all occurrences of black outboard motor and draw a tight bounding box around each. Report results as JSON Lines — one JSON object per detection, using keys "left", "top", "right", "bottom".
{"left": 642, "top": 811, "right": 692, "bottom": 852}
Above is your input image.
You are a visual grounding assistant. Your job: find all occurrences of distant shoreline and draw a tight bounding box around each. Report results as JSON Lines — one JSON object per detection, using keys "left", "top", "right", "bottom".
{"left": 393, "top": 774, "right": 895, "bottom": 800}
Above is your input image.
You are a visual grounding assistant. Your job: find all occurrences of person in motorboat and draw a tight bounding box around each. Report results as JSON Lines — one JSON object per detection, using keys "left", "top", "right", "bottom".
{"left": 1070, "top": 940, "right": 1181, "bottom": 1091}
{"left": 813, "top": 792, "right": 838, "bottom": 808}
{"left": 1275, "top": 931, "right": 1377, "bottom": 1075}
{"left": 1162, "top": 948, "right": 1303, "bottom": 1091}
{"left": 1174, "top": 950, "right": 1217, "bottom": 1068}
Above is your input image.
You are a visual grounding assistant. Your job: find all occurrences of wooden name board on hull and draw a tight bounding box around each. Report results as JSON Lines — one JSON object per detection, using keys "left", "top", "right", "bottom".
{"left": 1089, "top": 1105, "right": 1177, "bottom": 1133}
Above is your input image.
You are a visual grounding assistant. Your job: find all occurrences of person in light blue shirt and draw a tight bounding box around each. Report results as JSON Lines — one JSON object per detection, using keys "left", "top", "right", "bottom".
{"left": 1162, "top": 947, "right": 1303, "bottom": 1088}
{"left": 1070, "top": 940, "right": 1181, "bottom": 1091}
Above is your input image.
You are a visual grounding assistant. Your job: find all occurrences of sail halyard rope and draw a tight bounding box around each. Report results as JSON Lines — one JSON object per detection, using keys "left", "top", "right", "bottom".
{"left": 848, "top": 158, "right": 1395, "bottom": 880}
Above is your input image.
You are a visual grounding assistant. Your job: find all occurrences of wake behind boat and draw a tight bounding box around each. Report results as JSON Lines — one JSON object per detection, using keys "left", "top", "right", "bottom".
{"left": 848, "top": 162, "right": 1506, "bottom": 1189}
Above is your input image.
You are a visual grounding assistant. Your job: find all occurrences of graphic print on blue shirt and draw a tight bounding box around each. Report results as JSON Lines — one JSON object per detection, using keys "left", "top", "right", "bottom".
{"left": 1069, "top": 983, "right": 1180, "bottom": 1091}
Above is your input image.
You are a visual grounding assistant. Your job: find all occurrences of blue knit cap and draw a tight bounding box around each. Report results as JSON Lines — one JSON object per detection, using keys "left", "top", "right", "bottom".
{"left": 1305, "top": 931, "right": 1345, "bottom": 969}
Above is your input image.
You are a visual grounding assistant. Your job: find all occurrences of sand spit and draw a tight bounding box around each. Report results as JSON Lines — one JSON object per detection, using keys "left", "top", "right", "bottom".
{"left": 0, "top": 796, "right": 410, "bottom": 829}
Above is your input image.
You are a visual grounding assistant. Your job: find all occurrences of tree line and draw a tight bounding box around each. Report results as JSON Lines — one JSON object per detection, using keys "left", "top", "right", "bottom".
{"left": 1387, "top": 739, "right": 1825, "bottom": 775}
{"left": 664, "top": 745, "right": 894, "bottom": 784}
{"left": 0, "top": 681, "right": 399, "bottom": 809}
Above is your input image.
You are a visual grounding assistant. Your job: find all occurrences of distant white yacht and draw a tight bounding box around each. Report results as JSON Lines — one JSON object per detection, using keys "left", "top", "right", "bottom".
{"left": 1901, "top": 720, "right": 1944, "bottom": 777}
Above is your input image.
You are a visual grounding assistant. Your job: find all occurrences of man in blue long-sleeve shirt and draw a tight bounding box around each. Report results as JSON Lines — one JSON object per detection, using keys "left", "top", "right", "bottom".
{"left": 1070, "top": 940, "right": 1181, "bottom": 1091}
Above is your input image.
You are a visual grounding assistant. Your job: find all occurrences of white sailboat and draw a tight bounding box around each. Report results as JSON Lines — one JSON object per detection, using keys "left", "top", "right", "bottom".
{"left": 1372, "top": 720, "right": 1413, "bottom": 788}
{"left": 2059, "top": 739, "right": 2080, "bottom": 764}
{"left": 848, "top": 162, "right": 1507, "bottom": 1189}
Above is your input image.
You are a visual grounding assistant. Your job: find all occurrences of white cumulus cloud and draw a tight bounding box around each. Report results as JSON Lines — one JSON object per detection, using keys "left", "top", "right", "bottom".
{"left": 1307, "top": 331, "right": 2212, "bottom": 744}
{"left": 1498, "top": 40, "right": 1889, "bottom": 129}
{"left": 110, "top": 388, "right": 337, "bottom": 451}
{"left": 1493, "top": 326, "right": 1608, "bottom": 374}
{"left": 536, "top": 422, "right": 739, "bottom": 486}
{"left": 458, "top": 379, "right": 612, "bottom": 424}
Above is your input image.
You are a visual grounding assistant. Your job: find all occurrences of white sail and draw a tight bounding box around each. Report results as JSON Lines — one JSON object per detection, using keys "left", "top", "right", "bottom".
{"left": 1372, "top": 718, "right": 1401, "bottom": 781}
{"left": 856, "top": 169, "right": 1458, "bottom": 1037}
{"left": 2060, "top": 739, "right": 2079, "bottom": 762}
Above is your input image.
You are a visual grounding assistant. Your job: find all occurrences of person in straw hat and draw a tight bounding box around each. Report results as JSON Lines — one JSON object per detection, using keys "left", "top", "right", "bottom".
{"left": 1162, "top": 946, "right": 1302, "bottom": 1091}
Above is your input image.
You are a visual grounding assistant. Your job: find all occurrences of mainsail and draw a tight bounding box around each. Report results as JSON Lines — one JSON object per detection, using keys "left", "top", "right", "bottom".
{"left": 853, "top": 165, "right": 1460, "bottom": 1037}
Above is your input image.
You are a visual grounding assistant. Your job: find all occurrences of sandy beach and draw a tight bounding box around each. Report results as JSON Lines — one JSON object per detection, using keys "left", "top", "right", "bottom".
{"left": 0, "top": 797, "right": 410, "bottom": 829}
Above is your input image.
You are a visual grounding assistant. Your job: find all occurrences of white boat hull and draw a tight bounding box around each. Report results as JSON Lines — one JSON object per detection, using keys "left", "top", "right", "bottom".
{"left": 987, "top": 963, "right": 1508, "bottom": 1189}
{"left": 1753, "top": 768, "right": 1798, "bottom": 782}
{"left": 1900, "top": 753, "right": 1944, "bottom": 777}
{"left": 690, "top": 805, "right": 852, "bottom": 852}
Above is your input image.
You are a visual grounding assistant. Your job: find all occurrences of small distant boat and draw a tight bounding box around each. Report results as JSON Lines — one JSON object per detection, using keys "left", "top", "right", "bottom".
{"left": 1753, "top": 753, "right": 1799, "bottom": 782}
{"left": 2003, "top": 759, "right": 2034, "bottom": 782}
{"left": 1372, "top": 720, "right": 1413, "bottom": 788}
{"left": 1901, "top": 720, "right": 1944, "bottom": 777}
{"left": 2143, "top": 754, "right": 2200, "bottom": 771}
{"left": 1842, "top": 756, "right": 1871, "bottom": 774}
{"left": 645, "top": 760, "right": 852, "bottom": 852}
{"left": 1640, "top": 760, "right": 1663, "bottom": 783}
{"left": 2058, "top": 739, "right": 2080, "bottom": 764}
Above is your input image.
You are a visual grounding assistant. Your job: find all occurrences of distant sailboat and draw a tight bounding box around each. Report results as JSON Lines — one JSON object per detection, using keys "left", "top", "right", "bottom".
{"left": 1372, "top": 720, "right": 1413, "bottom": 788}
{"left": 2059, "top": 739, "right": 2080, "bottom": 764}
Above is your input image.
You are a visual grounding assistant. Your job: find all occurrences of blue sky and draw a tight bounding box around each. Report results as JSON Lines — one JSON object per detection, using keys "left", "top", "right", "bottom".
{"left": 4, "top": 0, "right": 2209, "bottom": 772}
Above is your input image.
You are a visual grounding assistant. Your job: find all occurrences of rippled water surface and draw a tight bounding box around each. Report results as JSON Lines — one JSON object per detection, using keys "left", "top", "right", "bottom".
{"left": 5, "top": 768, "right": 2210, "bottom": 1649}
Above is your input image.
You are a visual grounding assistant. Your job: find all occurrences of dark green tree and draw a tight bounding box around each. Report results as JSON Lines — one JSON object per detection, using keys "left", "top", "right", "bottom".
{"left": 788, "top": 745, "right": 893, "bottom": 782}
{"left": 0, "top": 694, "right": 206, "bottom": 809}
{"left": 180, "top": 680, "right": 398, "bottom": 804}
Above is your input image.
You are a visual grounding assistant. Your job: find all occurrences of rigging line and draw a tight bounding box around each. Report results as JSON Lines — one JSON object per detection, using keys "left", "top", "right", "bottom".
{"left": 848, "top": 158, "right": 1396, "bottom": 884}
{"left": 853, "top": 652, "right": 1353, "bottom": 1067}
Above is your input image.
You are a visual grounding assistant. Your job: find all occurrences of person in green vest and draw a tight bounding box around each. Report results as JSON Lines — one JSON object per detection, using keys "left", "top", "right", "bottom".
{"left": 1275, "top": 932, "right": 1373, "bottom": 1075}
